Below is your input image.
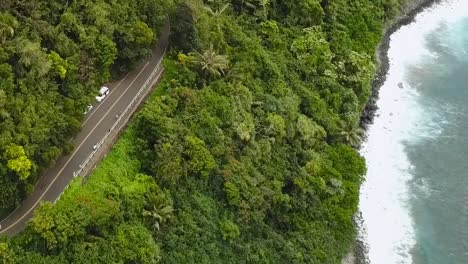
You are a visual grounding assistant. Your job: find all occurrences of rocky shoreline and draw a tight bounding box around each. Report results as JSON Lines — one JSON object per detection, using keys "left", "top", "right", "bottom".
{"left": 347, "top": 0, "right": 443, "bottom": 264}
{"left": 360, "top": 0, "right": 442, "bottom": 128}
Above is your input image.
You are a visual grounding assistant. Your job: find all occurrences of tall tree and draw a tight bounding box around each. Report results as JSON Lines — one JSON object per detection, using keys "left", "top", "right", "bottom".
{"left": 0, "top": 12, "right": 17, "bottom": 44}
{"left": 337, "top": 121, "right": 364, "bottom": 147}
{"left": 189, "top": 45, "right": 229, "bottom": 79}
{"left": 142, "top": 193, "right": 174, "bottom": 232}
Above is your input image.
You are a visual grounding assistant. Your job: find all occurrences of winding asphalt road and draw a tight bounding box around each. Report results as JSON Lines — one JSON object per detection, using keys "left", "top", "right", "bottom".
{"left": 0, "top": 23, "right": 170, "bottom": 237}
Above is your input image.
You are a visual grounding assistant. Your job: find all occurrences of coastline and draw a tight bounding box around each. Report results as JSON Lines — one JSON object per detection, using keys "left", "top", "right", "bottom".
{"left": 347, "top": 0, "right": 442, "bottom": 264}
{"left": 360, "top": 0, "right": 442, "bottom": 128}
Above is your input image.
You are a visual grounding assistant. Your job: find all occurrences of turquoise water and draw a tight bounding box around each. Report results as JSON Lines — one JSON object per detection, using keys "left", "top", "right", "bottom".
{"left": 406, "top": 17, "right": 468, "bottom": 264}
{"left": 359, "top": 2, "right": 468, "bottom": 263}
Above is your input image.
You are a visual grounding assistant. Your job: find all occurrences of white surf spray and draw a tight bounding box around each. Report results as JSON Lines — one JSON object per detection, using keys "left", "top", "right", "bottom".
{"left": 358, "top": 1, "right": 468, "bottom": 263}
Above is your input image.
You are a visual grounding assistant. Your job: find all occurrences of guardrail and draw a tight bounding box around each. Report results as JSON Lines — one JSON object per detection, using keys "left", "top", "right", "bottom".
{"left": 0, "top": 19, "right": 171, "bottom": 227}
{"left": 51, "top": 19, "right": 171, "bottom": 204}
{"left": 54, "top": 65, "right": 165, "bottom": 203}
{"left": 71, "top": 18, "right": 170, "bottom": 182}
{"left": 73, "top": 58, "right": 164, "bottom": 180}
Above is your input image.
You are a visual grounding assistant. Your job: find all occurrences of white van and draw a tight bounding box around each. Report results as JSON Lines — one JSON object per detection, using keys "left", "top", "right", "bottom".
{"left": 96, "top": 86, "right": 110, "bottom": 102}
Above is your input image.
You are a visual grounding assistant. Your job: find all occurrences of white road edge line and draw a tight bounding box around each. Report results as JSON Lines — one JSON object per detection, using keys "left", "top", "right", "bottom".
{"left": 0, "top": 73, "right": 133, "bottom": 225}
{"left": 0, "top": 61, "right": 151, "bottom": 234}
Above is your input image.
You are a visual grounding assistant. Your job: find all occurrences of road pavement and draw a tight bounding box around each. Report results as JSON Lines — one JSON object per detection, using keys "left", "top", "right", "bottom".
{"left": 0, "top": 22, "right": 170, "bottom": 236}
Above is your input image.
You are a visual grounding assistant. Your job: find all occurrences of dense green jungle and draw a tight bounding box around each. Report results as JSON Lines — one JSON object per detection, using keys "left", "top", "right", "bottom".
{"left": 0, "top": 0, "right": 405, "bottom": 263}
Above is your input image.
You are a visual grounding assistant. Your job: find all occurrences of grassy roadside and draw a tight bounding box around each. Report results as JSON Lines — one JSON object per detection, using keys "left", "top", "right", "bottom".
{"left": 53, "top": 57, "right": 173, "bottom": 207}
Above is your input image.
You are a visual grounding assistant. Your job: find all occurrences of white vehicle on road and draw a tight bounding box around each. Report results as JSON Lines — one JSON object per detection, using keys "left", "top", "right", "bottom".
{"left": 84, "top": 104, "right": 93, "bottom": 114}
{"left": 95, "top": 86, "right": 110, "bottom": 102}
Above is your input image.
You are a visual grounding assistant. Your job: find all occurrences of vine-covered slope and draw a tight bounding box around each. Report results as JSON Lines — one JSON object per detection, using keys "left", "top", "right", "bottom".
{"left": 0, "top": 0, "right": 405, "bottom": 263}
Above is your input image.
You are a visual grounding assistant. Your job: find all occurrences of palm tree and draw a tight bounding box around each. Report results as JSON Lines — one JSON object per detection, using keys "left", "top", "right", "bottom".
{"left": 189, "top": 44, "right": 229, "bottom": 79}
{"left": 0, "top": 23, "right": 13, "bottom": 43}
{"left": 205, "top": 3, "right": 229, "bottom": 35}
{"left": 142, "top": 193, "right": 174, "bottom": 232}
{"left": 204, "top": 4, "right": 230, "bottom": 50}
{"left": 337, "top": 121, "right": 364, "bottom": 147}
{"left": 204, "top": 3, "right": 230, "bottom": 19}
{"left": 236, "top": 0, "right": 269, "bottom": 13}
{"left": 0, "top": 13, "right": 17, "bottom": 44}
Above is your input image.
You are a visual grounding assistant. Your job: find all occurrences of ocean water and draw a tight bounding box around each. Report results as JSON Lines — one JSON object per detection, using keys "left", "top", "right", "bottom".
{"left": 359, "top": 1, "right": 468, "bottom": 263}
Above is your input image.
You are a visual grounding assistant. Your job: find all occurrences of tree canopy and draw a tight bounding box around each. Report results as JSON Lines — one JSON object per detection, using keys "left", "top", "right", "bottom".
{"left": 1, "top": 0, "right": 406, "bottom": 263}
{"left": 0, "top": 0, "right": 173, "bottom": 214}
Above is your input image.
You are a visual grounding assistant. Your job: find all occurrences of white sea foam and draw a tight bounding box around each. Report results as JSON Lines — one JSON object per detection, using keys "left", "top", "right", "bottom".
{"left": 358, "top": 1, "right": 468, "bottom": 263}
